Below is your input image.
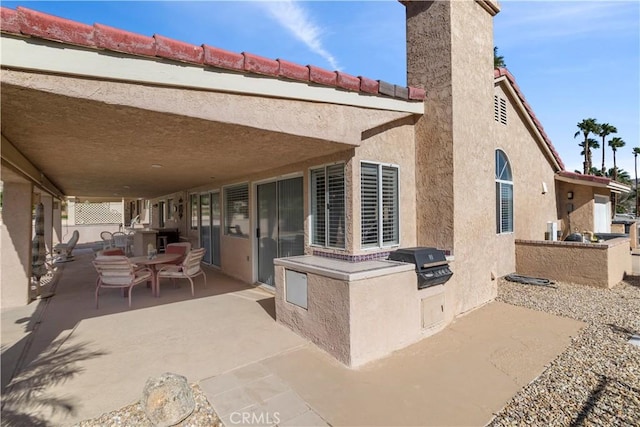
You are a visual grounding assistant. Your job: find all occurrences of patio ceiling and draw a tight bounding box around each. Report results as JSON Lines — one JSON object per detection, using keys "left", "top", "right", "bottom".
{"left": 1, "top": 82, "right": 357, "bottom": 199}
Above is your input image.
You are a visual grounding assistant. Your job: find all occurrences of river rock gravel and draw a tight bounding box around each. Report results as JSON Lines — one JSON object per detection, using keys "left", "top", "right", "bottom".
{"left": 489, "top": 276, "right": 640, "bottom": 426}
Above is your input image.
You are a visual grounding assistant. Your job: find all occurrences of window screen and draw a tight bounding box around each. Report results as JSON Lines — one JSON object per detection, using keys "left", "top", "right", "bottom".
{"left": 495, "top": 150, "right": 513, "bottom": 233}
{"left": 224, "top": 184, "right": 249, "bottom": 237}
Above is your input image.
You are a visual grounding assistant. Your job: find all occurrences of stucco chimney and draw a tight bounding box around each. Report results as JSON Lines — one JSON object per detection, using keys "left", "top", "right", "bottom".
{"left": 401, "top": 0, "right": 500, "bottom": 312}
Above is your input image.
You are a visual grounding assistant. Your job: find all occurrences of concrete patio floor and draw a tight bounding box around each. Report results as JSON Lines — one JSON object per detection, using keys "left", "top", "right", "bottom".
{"left": 1, "top": 250, "right": 584, "bottom": 426}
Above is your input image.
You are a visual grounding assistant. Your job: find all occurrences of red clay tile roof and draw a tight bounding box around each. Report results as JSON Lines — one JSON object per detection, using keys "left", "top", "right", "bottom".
{"left": 556, "top": 170, "right": 613, "bottom": 185}
{"left": 494, "top": 67, "right": 565, "bottom": 171}
{"left": 0, "top": 6, "right": 426, "bottom": 103}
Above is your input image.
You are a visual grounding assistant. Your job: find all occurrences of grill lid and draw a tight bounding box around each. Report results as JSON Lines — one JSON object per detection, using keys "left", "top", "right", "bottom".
{"left": 388, "top": 247, "right": 448, "bottom": 270}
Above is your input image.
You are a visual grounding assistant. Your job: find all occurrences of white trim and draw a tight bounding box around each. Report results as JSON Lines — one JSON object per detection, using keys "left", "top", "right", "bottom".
{"left": 1, "top": 36, "right": 424, "bottom": 114}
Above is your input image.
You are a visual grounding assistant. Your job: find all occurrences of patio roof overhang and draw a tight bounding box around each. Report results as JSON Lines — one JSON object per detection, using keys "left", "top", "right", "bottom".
{"left": 1, "top": 34, "right": 422, "bottom": 199}
{"left": 555, "top": 171, "right": 631, "bottom": 194}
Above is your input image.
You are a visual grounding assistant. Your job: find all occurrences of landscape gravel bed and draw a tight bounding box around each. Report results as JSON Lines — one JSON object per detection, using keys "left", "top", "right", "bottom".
{"left": 489, "top": 276, "right": 640, "bottom": 426}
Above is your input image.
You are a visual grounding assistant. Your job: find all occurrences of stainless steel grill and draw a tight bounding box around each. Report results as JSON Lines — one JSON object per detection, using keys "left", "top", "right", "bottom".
{"left": 388, "top": 247, "right": 453, "bottom": 289}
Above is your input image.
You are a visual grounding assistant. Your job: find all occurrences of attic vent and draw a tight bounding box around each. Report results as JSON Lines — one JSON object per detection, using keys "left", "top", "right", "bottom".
{"left": 494, "top": 95, "right": 507, "bottom": 125}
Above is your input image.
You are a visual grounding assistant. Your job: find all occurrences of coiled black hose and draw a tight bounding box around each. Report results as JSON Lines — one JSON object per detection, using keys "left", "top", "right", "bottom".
{"left": 505, "top": 273, "right": 557, "bottom": 288}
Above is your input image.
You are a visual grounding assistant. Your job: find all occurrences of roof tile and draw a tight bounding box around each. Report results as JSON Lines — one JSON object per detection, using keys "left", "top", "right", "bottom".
{"left": 309, "top": 65, "right": 337, "bottom": 86}
{"left": 277, "top": 59, "right": 309, "bottom": 81}
{"left": 94, "top": 23, "right": 155, "bottom": 56}
{"left": 243, "top": 52, "right": 279, "bottom": 76}
{"left": 408, "top": 86, "right": 425, "bottom": 100}
{"left": 18, "top": 7, "right": 93, "bottom": 47}
{"left": 336, "top": 71, "right": 360, "bottom": 92}
{"left": 0, "top": 7, "right": 20, "bottom": 34}
{"left": 203, "top": 45, "right": 244, "bottom": 71}
{"left": 1, "top": 5, "right": 425, "bottom": 104}
{"left": 154, "top": 34, "right": 203, "bottom": 64}
{"left": 378, "top": 80, "right": 395, "bottom": 97}
{"left": 359, "top": 76, "right": 379, "bottom": 94}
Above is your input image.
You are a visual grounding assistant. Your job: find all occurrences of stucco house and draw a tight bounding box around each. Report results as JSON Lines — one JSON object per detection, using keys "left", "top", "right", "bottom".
{"left": 0, "top": 1, "right": 632, "bottom": 367}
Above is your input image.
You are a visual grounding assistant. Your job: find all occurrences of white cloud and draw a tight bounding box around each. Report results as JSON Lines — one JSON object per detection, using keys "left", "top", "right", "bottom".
{"left": 261, "top": 1, "right": 341, "bottom": 70}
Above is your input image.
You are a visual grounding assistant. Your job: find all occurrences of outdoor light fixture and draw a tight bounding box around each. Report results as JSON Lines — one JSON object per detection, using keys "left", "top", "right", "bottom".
{"left": 567, "top": 191, "right": 574, "bottom": 200}
{"left": 151, "top": 164, "right": 162, "bottom": 168}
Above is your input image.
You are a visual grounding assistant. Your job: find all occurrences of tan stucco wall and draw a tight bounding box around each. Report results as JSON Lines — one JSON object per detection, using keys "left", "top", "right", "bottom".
{"left": 515, "top": 238, "right": 631, "bottom": 288}
{"left": 349, "top": 271, "right": 449, "bottom": 367}
{"left": 155, "top": 118, "right": 417, "bottom": 284}
{"left": 555, "top": 181, "right": 609, "bottom": 236}
{"left": 407, "top": 0, "right": 498, "bottom": 315}
{"left": 492, "top": 83, "right": 560, "bottom": 276}
{"left": 274, "top": 265, "right": 352, "bottom": 365}
{"left": 1, "top": 181, "right": 34, "bottom": 308}
{"left": 350, "top": 120, "right": 417, "bottom": 254}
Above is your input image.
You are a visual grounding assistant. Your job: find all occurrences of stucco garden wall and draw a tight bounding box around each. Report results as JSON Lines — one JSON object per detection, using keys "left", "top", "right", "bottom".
{"left": 515, "top": 238, "right": 631, "bottom": 288}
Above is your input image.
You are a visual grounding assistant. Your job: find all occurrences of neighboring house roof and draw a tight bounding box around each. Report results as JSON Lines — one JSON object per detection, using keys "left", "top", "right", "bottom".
{"left": 494, "top": 67, "right": 565, "bottom": 171}
{"left": 0, "top": 6, "right": 425, "bottom": 103}
{"left": 555, "top": 170, "right": 631, "bottom": 194}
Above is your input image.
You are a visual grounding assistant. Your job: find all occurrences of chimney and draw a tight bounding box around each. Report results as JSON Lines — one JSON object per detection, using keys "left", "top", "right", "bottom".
{"left": 401, "top": 0, "right": 500, "bottom": 311}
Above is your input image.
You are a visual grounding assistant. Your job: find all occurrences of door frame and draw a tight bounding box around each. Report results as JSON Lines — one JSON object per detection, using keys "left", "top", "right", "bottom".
{"left": 251, "top": 172, "right": 304, "bottom": 285}
{"left": 199, "top": 190, "right": 221, "bottom": 267}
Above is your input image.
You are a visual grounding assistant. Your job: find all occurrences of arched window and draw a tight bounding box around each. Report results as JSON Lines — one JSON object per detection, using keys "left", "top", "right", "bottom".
{"left": 495, "top": 149, "right": 513, "bottom": 234}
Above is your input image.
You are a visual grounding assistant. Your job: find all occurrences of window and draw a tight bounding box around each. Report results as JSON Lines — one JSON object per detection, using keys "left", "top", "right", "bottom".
{"left": 494, "top": 95, "right": 507, "bottom": 125}
{"left": 158, "top": 201, "right": 165, "bottom": 228}
{"left": 167, "top": 198, "right": 174, "bottom": 220}
{"left": 361, "top": 162, "right": 399, "bottom": 248}
{"left": 495, "top": 149, "right": 513, "bottom": 233}
{"left": 224, "top": 184, "right": 249, "bottom": 237}
{"left": 310, "top": 164, "right": 345, "bottom": 248}
{"left": 190, "top": 194, "right": 198, "bottom": 229}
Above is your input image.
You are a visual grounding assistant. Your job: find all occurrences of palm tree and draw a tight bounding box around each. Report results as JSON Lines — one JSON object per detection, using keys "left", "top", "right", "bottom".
{"left": 608, "top": 137, "right": 626, "bottom": 181}
{"left": 634, "top": 147, "right": 640, "bottom": 216}
{"left": 579, "top": 138, "right": 600, "bottom": 172}
{"left": 494, "top": 46, "right": 506, "bottom": 68}
{"left": 574, "top": 118, "right": 599, "bottom": 174}
{"left": 597, "top": 123, "right": 617, "bottom": 174}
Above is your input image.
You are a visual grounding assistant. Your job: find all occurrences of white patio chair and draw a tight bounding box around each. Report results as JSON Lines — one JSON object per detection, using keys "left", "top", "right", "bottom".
{"left": 112, "top": 231, "right": 132, "bottom": 255}
{"left": 100, "top": 231, "right": 114, "bottom": 249}
{"left": 156, "top": 248, "right": 206, "bottom": 297}
{"left": 52, "top": 230, "right": 79, "bottom": 262}
{"left": 92, "top": 255, "right": 152, "bottom": 308}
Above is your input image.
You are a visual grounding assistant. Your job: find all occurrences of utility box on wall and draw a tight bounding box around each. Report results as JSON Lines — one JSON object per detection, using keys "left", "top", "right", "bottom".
{"left": 285, "top": 269, "right": 308, "bottom": 309}
{"left": 421, "top": 293, "right": 445, "bottom": 329}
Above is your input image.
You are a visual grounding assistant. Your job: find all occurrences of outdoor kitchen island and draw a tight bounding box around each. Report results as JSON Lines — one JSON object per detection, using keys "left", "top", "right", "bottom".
{"left": 274, "top": 254, "right": 456, "bottom": 367}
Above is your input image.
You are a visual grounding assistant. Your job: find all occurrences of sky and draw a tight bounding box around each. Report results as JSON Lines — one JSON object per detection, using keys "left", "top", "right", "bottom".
{"left": 3, "top": 0, "right": 639, "bottom": 178}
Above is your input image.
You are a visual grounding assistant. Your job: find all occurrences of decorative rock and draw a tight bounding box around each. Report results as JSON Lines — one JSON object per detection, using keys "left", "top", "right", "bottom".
{"left": 142, "top": 373, "right": 195, "bottom": 427}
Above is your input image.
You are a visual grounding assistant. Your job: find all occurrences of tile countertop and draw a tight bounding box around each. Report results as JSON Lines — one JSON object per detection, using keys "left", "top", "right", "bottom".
{"left": 274, "top": 255, "right": 415, "bottom": 281}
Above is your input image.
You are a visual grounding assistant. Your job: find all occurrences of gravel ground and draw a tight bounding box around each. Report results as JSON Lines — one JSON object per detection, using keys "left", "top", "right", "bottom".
{"left": 489, "top": 276, "right": 640, "bottom": 426}
{"left": 73, "top": 384, "right": 222, "bottom": 427}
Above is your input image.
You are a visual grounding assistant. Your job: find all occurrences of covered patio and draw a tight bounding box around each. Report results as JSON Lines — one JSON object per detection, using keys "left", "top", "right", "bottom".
{"left": 1, "top": 249, "right": 583, "bottom": 426}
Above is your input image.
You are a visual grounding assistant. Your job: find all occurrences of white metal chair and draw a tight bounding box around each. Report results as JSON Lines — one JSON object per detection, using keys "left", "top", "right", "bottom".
{"left": 92, "top": 255, "right": 152, "bottom": 308}
{"left": 52, "top": 230, "right": 80, "bottom": 262}
{"left": 156, "top": 248, "right": 206, "bottom": 297}
{"left": 100, "top": 231, "right": 114, "bottom": 249}
{"left": 112, "top": 231, "right": 132, "bottom": 255}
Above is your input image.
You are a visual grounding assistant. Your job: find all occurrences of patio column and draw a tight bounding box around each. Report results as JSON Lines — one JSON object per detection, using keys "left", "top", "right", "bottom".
{"left": 53, "top": 197, "right": 62, "bottom": 245}
{"left": 41, "top": 193, "right": 54, "bottom": 253}
{"left": 1, "top": 181, "right": 34, "bottom": 308}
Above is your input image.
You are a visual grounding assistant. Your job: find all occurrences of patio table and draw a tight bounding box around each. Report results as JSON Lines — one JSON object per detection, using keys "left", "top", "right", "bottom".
{"left": 129, "top": 253, "right": 180, "bottom": 297}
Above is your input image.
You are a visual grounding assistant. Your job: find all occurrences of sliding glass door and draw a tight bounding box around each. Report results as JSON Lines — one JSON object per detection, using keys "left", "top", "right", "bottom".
{"left": 199, "top": 192, "right": 220, "bottom": 267}
{"left": 257, "top": 177, "right": 304, "bottom": 286}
